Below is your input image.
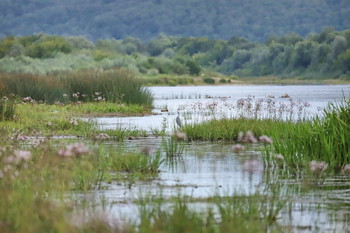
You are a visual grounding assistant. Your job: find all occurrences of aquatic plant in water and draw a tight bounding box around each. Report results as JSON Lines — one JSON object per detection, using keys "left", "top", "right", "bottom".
{"left": 309, "top": 160, "right": 328, "bottom": 177}
{"left": 232, "top": 143, "right": 245, "bottom": 153}
{"left": 57, "top": 142, "right": 90, "bottom": 157}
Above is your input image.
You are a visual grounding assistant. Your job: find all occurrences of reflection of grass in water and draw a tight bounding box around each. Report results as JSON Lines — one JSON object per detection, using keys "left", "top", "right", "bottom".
{"left": 135, "top": 191, "right": 284, "bottom": 233}
{"left": 0, "top": 136, "right": 167, "bottom": 233}
{"left": 162, "top": 137, "right": 185, "bottom": 159}
{"left": 1, "top": 128, "right": 349, "bottom": 232}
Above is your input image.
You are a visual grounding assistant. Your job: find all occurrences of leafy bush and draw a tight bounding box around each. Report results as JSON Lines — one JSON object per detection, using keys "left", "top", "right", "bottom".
{"left": 25, "top": 36, "right": 72, "bottom": 58}
{"left": 203, "top": 77, "right": 215, "bottom": 84}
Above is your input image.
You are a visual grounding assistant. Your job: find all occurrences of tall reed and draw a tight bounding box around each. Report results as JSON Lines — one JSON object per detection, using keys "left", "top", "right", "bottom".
{"left": 269, "top": 96, "right": 350, "bottom": 169}
{"left": 59, "top": 68, "right": 153, "bottom": 106}
{"left": 0, "top": 72, "right": 67, "bottom": 103}
{"left": 0, "top": 69, "right": 153, "bottom": 106}
{"left": 0, "top": 96, "right": 16, "bottom": 121}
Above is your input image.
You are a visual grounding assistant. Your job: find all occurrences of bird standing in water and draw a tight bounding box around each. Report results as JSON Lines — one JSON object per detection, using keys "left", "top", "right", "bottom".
{"left": 176, "top": 112, "right": 182, "bottom": 128}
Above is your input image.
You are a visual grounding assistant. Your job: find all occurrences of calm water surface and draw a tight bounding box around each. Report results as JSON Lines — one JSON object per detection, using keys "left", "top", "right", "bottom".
{"left": 91, "top": 85, "right": 350, "bottom": 132}
{"left": 80, "top": 85, "right": 350, "bottom": 232}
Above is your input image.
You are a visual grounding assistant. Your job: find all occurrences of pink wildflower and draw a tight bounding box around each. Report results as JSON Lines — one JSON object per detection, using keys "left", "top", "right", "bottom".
{"left": 5, "top": 150, "right": 32, "bottom": 164}
{"left": 237, "top": 131, "right": 258, "bottom": 143}
{"left": 342, "top": 164, "right": 350, "bottom": 175}
{"left": 274, "top": 154, "right": 284, "bottom": 161}
{"left": 70, "top": 119, "right": 78, "bottom": 126}
{"left": 259, "top": 135, "right": 273, "bottom": 144}
{"left": 14, "top": 150, "right": 32, "bottom": 162}
{"left": 16, "top": 135, "right": 29, "bottom": 141}
{"left": 140, "top": 146, "right": 156, "bottom": 156}
{"left": 242, "top": 160, "right": 263, "bottom": 173}
{"left": 309, "top": 160, "right": 328, "bottom": 175}
{"left": 232, "top": 144, "right": 245, "bottom": 153}
{"left": 58, "top": 142, "right": 90, "bottom": 157}
{"left": 174, "top": 131, "right": 187, "bottom": 141}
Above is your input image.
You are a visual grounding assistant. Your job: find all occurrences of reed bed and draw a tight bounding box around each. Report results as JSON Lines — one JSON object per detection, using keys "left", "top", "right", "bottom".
{"left": 267, "top": 96, "right": 350, "bottom": 170}
{"left": 181, "top": 96, "right": 350, "bottom": 171}
{"left": 0, "top": 68, "right": 153, "bottom": 106}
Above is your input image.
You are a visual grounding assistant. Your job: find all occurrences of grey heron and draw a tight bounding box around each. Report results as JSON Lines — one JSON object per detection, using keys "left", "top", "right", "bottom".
{"left": 176, "top": 113, "right": 182, "bottom": 128}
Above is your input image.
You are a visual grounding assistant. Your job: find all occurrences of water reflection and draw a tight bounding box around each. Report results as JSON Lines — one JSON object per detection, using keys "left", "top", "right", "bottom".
{"left": 71, "top": 137, "right": 350, "bottom": 232}
{"left": 88, "top": 85, "right": 350, "bottom": 132}
{"left": 77, "top": 85, "right": 350, "bottom": 232}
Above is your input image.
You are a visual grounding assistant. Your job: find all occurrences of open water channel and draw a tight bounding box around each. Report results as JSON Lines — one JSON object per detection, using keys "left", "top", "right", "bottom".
{"left": 80, "top": 85, "right": 350, "bottom": 232}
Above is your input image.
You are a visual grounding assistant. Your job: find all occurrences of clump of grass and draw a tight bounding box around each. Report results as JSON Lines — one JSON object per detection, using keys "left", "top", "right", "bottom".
{"left": 0, "top": 96, "right": 16, "bottom": 121}
{"left": 183, "top": 96, "right": 350, "bottom": 171}
{"left": 268, "top": 96, "right": 350, "bottom": 170}
{"left": 68, "top": 102, "right": 151, "bottom": 116}
{"left": 162, "top": 137, "right": 185, "bottom": 159}
{"left": 110, "top": 150, "right": 163, "bottom": 175}
{"left": 182, "top": 118, "right": 294, "bottom": 142}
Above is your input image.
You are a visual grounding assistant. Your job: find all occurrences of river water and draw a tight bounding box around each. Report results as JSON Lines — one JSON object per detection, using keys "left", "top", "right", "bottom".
{"left": 81, "top": 85, "right": 350, "bottom": 232}
{"left": 93, "top": 85, "right": 350, "bottom": 132}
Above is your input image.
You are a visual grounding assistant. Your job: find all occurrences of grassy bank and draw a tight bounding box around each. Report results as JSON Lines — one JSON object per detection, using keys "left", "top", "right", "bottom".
{"left": 0, "top": 102, "right": 151, "bottom": 139}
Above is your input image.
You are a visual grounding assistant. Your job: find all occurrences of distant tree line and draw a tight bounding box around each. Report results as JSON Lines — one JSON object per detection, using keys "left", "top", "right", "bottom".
{"left": 0, "top": 28, "right": 349, "bottom": 79}
{"left": 0, "top": 0, "right": 349, "bottom": 42}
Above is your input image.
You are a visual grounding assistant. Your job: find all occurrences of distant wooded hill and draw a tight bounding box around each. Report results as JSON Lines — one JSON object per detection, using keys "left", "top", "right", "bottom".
{"left": 1, "top": 0, "right": 349, "bottom": 41}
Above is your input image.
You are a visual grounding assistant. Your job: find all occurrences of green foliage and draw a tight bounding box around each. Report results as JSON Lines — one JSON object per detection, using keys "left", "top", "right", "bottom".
{"left": 110, "top": 151, "right": 163, "bottom": 174}
{"left": 25, "top": 35, "right": 72, "bottom": 58}
{"left": 269, "top": 96, "right": 350, "bottom": 169}
{"left": 162, "top": 137, "right": 184, "bottom": 159}
{"left": 0, "top": 28, "right": 350, "bottom": 80}
{"left": 0, "top": 96, "right": 16, "bottom": 121}
{"left": 0, "top": 34, "right": 72, "bottom": 59}
{"left": 203, "top": 77, "right": 215, "bottom": 84}
{"left": 1, "top": 0, "right": 350, "bottom": 43}
{"left": 0, "top": 36, "right": 16, "bottom": 58}
{"left": 186, "top": 59, "right": 201, "bottom": 75}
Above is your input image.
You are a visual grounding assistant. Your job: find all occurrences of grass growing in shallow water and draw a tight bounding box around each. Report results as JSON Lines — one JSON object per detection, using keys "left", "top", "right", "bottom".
{"left": 267, "top": 96, "right": 350, "bottom": 170}
{"left": 182, "top": 96, "right": 350, "bottom": 171}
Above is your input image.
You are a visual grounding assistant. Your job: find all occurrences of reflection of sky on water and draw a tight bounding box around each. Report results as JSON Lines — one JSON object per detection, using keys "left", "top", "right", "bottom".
{"left": 87, "top": 85, "right": 350, "bottom": 132}
{"left": 77, "top": 85, "right": 350, "bottom": 232}
{"left": 73, "top": 137, "right": 350, "bottom": 232}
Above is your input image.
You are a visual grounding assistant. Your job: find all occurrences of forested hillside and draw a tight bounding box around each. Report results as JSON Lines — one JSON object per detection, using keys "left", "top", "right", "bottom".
{"left": 1, "top": 28, "right": 349, "bottom": 80}
{"left": 1, "top": 0, "right": 349, "bottom": 42}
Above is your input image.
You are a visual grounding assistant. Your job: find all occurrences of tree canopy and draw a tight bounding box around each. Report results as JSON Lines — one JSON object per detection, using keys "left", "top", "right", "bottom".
{"left": 1, "top": 0, "right": 349, "bottom": 42}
